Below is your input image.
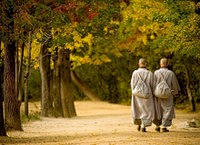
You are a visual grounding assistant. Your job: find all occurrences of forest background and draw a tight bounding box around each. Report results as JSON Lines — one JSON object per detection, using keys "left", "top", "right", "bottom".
{"left": 0, "top": 0, "right": 200, "bottom": 135}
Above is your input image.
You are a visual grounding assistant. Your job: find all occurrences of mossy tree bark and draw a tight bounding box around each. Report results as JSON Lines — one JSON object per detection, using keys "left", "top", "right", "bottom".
{"left": 52, "top": 48, "right": 63, "bottom": 117}
{"left": 59, "top": 49, "right": 76, "bottom": 118}
{"left": 39, "top": 42, "right": 51, "bottom": 117}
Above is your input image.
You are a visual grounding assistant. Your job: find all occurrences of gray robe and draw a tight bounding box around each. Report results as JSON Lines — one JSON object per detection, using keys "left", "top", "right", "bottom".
{"left": 131, "top": 68, "right": 155, "bottom": 127}
{"left": 153, "top": 68, "right": 180, "bottom": 127}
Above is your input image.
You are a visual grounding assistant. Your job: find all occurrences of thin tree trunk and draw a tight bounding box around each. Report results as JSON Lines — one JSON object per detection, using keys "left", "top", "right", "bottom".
{"left": 0, "top": 42, "right": 7, "bottom": 136}
{"left": 39, "top": 44, "right": 51, "bottom": 117}
{"left": 24, "top": 32, "right": 32, "bottom": 116}
{"left": 15, "top": 43, "right": 18, "bottom": 104}
{"left": 0, "top": 97, "right": 7, "bottom": 136}
{"left": 18, "top": 42, "right": 25, "bottom": 102}
{"left": 4, "top": 42, "right": 22, "bottom": 130}
{"left": 71, "top": 71, "right": 100, "bottom": 101}
{"left": 59, "top": 49, "right": 76, "bottom": 118}
{"left": 185, "top": 65, "right": 196, "bottom": 112}
{"left": 52, "top": 48, "right": 63, "bottom": 117}
{"left": 48, "top": 69, "right": 53, "bottom": 116}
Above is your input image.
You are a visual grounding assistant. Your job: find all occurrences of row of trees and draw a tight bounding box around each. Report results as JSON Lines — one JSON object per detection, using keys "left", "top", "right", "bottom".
{"left": 0, "top": 0, "right": 128, "bottom": 136}
{"left": 0, "top": 0, "right": 200, "bottom": 136}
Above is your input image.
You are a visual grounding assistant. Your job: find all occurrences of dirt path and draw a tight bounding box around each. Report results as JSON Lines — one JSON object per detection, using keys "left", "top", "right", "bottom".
{"left": 1, "top": 101, "right": 200, "bottom": 145}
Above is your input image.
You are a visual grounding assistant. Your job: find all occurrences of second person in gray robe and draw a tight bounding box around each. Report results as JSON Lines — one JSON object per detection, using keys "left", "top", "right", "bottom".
{"left": 130, "top": 58, "right": 155, "bottom": 132}
{"left": 153, "top": 58, "right": 180, "bottom": 132}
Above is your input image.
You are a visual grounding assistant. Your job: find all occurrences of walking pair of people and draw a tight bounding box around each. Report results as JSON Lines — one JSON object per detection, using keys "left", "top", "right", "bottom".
{"left": 130, "top": 58, "right": 180, "bottom": 132}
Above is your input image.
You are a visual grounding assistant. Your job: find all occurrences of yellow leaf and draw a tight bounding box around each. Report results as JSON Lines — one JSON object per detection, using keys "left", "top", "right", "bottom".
{"left": 65, "top": 43, "right": 74, "bottom": 50}
{"left": 141, "top": 35, "right": 147, "bottom": 45}
{"left": 74, "top": 42, "right": 83, "bottom": 48}
{"left": 93, "top": 59, "right": 102, "bottom": 65}
{"left": 82, "top": 33, "right": 94, "bottom": 46}
{"left": 150, "top": 34, "right": 155, "bottom": 40}
{"left": 138, "top": 26, "right": 146, "bottom": 32}
{"left": 100, "top": 55, "right": 111, "bottom": 62}
{"left": 164, "top": 22, "right": 173, "bottom": 28}
{"left": 104, "top": 26, "right": 108, "bottom": 33}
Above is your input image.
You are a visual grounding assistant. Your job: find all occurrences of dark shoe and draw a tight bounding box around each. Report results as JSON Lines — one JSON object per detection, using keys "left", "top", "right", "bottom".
{"left": 162, "top": 128, "right": 169, "bottom": 132}
{"left": 137, "top": 125, "right": 141, "bottom": 131}
{"left": 155, "top": 127, "right": 160, "bottom": 132}
{"left": 141, "top": 128, "right": 146, "bottom": 132}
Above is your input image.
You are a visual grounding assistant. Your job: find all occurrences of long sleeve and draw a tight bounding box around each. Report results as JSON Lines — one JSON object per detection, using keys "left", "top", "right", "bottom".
{"left": 130, "top": 71, "right": 137, "bottom": 93}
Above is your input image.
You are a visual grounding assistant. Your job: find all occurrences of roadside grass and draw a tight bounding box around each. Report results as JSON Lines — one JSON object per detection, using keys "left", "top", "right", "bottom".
{"left": 21, "top": 111, "right": 41, "bottom": 123}
{"left": 20, "top": 102, "right": 41, "bottom": 123}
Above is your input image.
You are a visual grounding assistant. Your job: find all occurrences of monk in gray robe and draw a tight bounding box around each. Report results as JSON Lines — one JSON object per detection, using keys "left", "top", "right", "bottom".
{"left": 153, "top": 58, "right": 180, "bottom": 132}
{"left": 130, "top": 58, "right": 155, "bottom": 132}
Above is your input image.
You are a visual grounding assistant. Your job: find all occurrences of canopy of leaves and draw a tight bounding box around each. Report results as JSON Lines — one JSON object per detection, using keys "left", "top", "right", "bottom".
{"left": 117, "top": 0, "right": 200, "bottom": 67}
{"left": 48, "top": 0, "right": 124, "bottom": 68}
{"left": 1, "top": 0, "right": 200, "bottom": 104}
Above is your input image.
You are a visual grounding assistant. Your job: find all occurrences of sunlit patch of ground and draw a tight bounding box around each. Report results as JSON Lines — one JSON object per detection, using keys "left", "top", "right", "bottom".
{"left": 1, "top": 101, "right": 200, "bottom": 145}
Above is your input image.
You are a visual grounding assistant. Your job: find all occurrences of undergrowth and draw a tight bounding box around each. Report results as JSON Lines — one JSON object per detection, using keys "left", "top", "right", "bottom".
{"left": 21, "top": 111, "right": 41, "bottom": 123}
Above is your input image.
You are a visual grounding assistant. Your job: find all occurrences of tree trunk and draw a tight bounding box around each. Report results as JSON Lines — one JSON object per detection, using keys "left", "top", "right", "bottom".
{"left": 59, "top": 49, "right": 76, "bottom": 118}
{"left": 52, "top": 48, "right": 63, "bottom": 117}
{"left": 2, "top": 0, "right": 22, "bottom": 130}
{"left": 15, "top": 43, "right": 19, "bottom": 104}
{"left": 71, "top": 71, "right": 100, "bottom": 101}
{"left": 0, "top": 98, "right": 7, "bottom": 136}
{"left": 39, "top": 43, "right": 51, "bottom": 117}
{"left": 24, "top": 32, "right": 32, "bottom": 116}
{"left": 18, "top": 42, "right": 25, "bottom": 102}
{"left": 0, "top": 42, "right": 7, "bottom": 136}
{"left": 4, "top": 42, "right": 22, "bottom": 130}
{"left": 185, "top": 65, "right": 196, "bottom": 112}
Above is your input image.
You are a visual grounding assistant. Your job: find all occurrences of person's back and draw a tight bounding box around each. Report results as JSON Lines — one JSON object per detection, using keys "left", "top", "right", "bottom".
{"left": 131, "top": 68, "right": 154, "bottom": 96}
{"left": 153, "top": 58, "right": 180, "bottom": 132}
{"left": 154, "top": 68, "right": 180, "bottom": 96}
{"left": 130, "top": 58, "right": 155, "bottom": 132}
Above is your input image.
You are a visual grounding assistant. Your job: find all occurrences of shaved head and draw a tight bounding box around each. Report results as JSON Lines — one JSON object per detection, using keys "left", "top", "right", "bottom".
{"left": 160, "top": 58, "right": 168, "bottom": 67}
{"left": 138, "top": 58, "right": 147, "bottom": 67}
